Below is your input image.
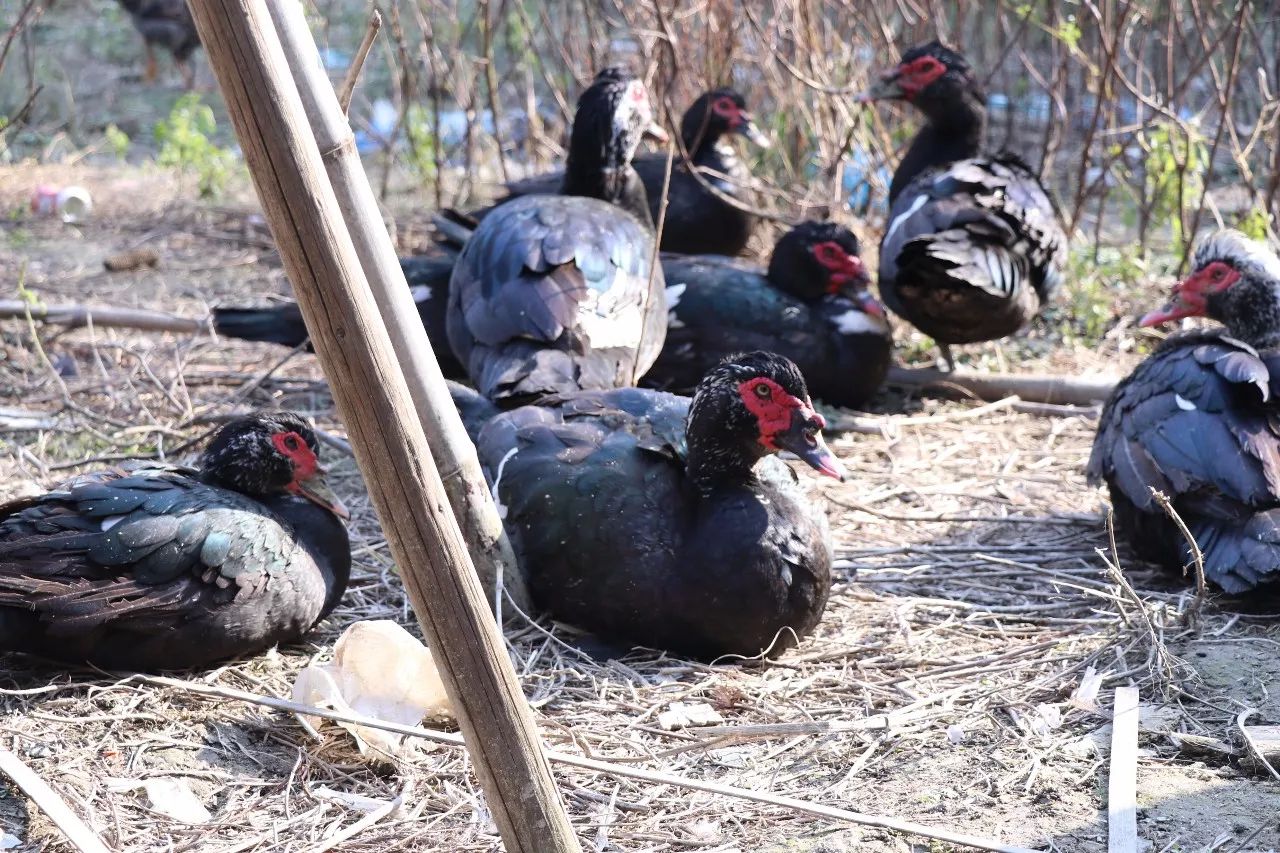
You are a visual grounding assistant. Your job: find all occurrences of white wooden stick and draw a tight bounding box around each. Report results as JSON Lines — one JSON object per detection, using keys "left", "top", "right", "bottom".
{"left": 0, "top": 746, "right": 111, "bottom": 853}
{"left": 1108, "top": 686, "right": 1141, "bottom": 853}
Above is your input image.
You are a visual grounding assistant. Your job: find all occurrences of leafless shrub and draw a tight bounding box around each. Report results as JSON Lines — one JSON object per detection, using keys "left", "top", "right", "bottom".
{"left": 342, "top": 0, "right": 1278, "bottom": 262}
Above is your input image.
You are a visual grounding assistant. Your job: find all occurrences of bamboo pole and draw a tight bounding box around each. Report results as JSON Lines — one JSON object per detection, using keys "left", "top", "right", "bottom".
{"left": 265, "top": 0, "right": 529, "bottom": 614}
{"left": 181, "top": 2, "right": 580, "bottom": 850}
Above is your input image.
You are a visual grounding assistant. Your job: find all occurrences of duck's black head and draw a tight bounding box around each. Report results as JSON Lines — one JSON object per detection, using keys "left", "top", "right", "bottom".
{"left": 199, "top": 412, "right": 350, "bottom": 521}
{"left": 768, "top": 221, "right": 877, "bottom": 306}
{"left": 564, "top": 67, "right": 668, "bottom": 179}
{"left": 685, "top": 351, "right": 845, "bottom": 493}
{"left": 860, "top": 41, "right": 987, "bottom": 202}
{"left": 859, "top": 41, "right": 984, "bottom": 123}
{"left": 1141, "top": 230, "right": 1280, "bottom": 349}
{"left": 681, "top": 87, "right": 771, "bottom": 152}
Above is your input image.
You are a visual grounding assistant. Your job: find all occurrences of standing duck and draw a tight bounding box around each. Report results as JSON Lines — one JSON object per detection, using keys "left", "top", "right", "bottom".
{"left": 860, "top": 42, "right": 1066, "bottom": 368}
{"left": 0, "top": 412, "right": 351, "bottom": 670}
{"left": 116, "top": 0, "right": 201, "bottom": 88}
{"left": 447, "top": 67, "right": 669, "bottom": 407}
{"left": 643, "top": 221, "right": 892, "bottom": 409}
{"left": 501, "top": 87, "right": 770, "bottom": 256}
{"left": 213, "top": 251, "right": 466, "bottom": 379}
{"left": 465, "top": 351, "right": 841, "bottom": 660}
{"left": 1089, "top": 231, "right": 1280, "bottom": 594}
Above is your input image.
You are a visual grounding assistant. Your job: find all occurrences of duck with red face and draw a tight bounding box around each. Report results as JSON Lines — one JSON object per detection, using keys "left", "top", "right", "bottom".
{"left": 859, "top": 41, "right": 1067, "bottom": 369}
{"left": 1089, "top": 230, "right": 1280, "bottom": 596}
{"left": 0, "top": 412, "right": 352, "bottom": 670}
{"left": 643, "top": 221, "right": 893, "bottom": 409}
{"left": 459, "top": 350, "right": 842, "bottom": 660}
{"left": 498, "top": 86, "right": 771, "bottom": 256}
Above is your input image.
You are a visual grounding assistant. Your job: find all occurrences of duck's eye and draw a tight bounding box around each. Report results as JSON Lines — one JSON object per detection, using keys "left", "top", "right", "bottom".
{"left": 713, "top": 97, "right": 737, "bottom": 116}
{"left": 282, "top": 434, "right": 302, "bottom": 451}
{"left": 754, "top": 382, "right": 772, "bottom": 399}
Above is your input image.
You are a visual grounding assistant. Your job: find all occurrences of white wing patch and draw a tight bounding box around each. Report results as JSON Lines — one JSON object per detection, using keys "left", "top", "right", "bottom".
{"left": 665, "top": 282, "right": 687, "bottom": 310}
{"left": 830, "top": 308, "right": 890, "bottom": 337}
{"left": 884, "top": 194, "right": 929, "bottom": 245}
{"left": 576, "top": 286, "right": 646, "bottom": 349}
{"left": 1174, "top": 394, "right": 1196, "bottom": 411}
{"left": 665, "top": 282, "right": 687, "bottom": 328}
{"left": 100, "top": 515, "right": 125, "bottom": 532}
{"left": 409, "top": 285, "right": 432, "bottom": 302}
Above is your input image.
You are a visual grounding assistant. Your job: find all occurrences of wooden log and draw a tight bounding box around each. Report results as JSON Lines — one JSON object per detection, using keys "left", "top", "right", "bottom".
{"left": 182, "top": 2, "right": 580, "bottom": 851}
{"left": 266, "top": 0, "right": 528, "bottom": 614}
{"left": 887, "top": 364, "right": 1119, "bottom": 407}
{"left": 0, "top": 300, "right": 203, "bottom": 334}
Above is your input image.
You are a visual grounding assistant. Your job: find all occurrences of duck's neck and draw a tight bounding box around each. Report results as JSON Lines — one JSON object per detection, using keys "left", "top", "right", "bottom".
{"left": 1226, "top": 283, "right": 1280, "bottom": 350}
{"left": 561, "top": 144, "right": 654, "bottom": 228}
{"left": 889, "top": 95, "right": 986, "bottom": 204}
{"left": 685, "top": 434, "right": 764, "bottom": 497}
{"left": 680, "top": 112, "right": 725, "bottom": 162}
{"left": 266, "top": 495, "right": 352, "bottom": 620}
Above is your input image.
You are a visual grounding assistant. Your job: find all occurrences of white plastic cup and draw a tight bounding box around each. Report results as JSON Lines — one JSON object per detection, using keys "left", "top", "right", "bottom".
{"left": 56, "top": 186, "right": 93, "bottom": 224}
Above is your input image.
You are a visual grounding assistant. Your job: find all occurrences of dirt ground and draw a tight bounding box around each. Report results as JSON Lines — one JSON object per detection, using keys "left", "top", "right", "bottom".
{"left": 2, "top": 1, "right": 1280, "bottom": 845}
{"left": 1, "top": 157, "right": 1278, "bottom": 853}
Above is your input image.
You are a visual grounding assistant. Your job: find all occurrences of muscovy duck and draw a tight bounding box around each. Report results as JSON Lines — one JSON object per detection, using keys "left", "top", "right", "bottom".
{"left": 501, "top": 88, "right": 769, "bottom": 256}
{"left": 0, "top": 412, "right": 352, "bottom": 670}
{"left": 213, "top": 251, "right": 466, "bottom": 379}
{"left": 116, "top": 0, "right": 200, "bottom": 88}
{"left": 642, "top": 221, "right": 892, "bottom": 408}
{"left": 1088, "top": 230, "right": 1280, "bottom": 594}
{"left": 447, "top": 67, "right": 669, "bottom": 407}
{"left": 860, "top": 42, "right": 1066, "bottom": 367}
{"left": 461, "top": 350, "right": 841, "bottom": 660}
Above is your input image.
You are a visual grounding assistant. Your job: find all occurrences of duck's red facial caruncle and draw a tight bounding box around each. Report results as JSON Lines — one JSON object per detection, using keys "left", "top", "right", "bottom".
{"left": 712, "top": 96, "right": 745, "bottom": 128}
{"left": 737, "top": 378, "right": 846, "bottom": 481}
{"left": 894, "top": 55, "right": 947, "bottom": 99}
{"left": 1140, "top": 261, "right": 1241, "bottom": 327}
{"left": 811, "top": 241, "right": 869, "bottom": 294}
{"left": 859, "top": 55, "right": 947, "bottom": 103}
{"left": 711, "top": 96, "right": 771, "bottom": 148}
{"left": 272, "top": 430, "right": 350, "bottom": 520}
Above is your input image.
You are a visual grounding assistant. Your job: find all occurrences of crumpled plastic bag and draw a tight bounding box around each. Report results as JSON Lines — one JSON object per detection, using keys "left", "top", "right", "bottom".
{"left": 291, "top": 620, "right": 454, "bottom": 758}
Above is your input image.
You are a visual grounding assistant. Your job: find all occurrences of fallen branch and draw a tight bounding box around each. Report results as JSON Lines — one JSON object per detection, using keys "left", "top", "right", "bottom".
{"left": 887, "top": 365, "right": 1118, "bottom": 407}
{"left": 0, "top": 407, "right": 55, "bottom": 430}
{"left": 134, "top": 674, "right": 1039, "bottom": 853}
{"left": 0, "top": 300, "right": 204, "bottom": 334}
{"left": 0, "top": 746, "right": 112, "bottom": 853}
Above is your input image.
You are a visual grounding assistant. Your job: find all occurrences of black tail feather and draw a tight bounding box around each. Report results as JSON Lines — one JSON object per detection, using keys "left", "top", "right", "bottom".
{"left": 213, "top": 304, "right": 310, "bottom": 349}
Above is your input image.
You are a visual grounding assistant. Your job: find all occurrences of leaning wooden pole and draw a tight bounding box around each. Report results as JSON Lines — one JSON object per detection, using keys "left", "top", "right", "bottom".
{"left": 265, "top": 0, "right": 529, "bottom": 614}
{"left": 182, "top": 2, "right": 581, "bottom": 851}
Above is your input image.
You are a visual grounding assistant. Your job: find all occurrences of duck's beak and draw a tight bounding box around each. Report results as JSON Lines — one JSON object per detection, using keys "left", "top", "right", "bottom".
{"left": 857, "top": 290, "right": 886, "bottom": 318}
{"left": 1139, "top": 270, "right": 1210, "bottom": 327}
{"left": 293, "top": 471, "right": 351, "bottom": 521}
{"left": 1139, "top": 295, "right": 1197, "bottom": 327}
{"left": 856, "top": 73, "right": 903, "bottom": 104}
{"left": 644, "top": 121, "right": 670, "bottom": 144}
{"left": 736, "top": 113, "right": 772, "bottom": 149}
{"left": 773, "top": 407, "right": 846, "bottom": 482}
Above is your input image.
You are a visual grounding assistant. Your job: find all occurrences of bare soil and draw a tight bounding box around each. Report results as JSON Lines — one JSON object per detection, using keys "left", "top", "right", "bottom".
{"left": 1, "top": 2, "right": 1279, "bottom": 846}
